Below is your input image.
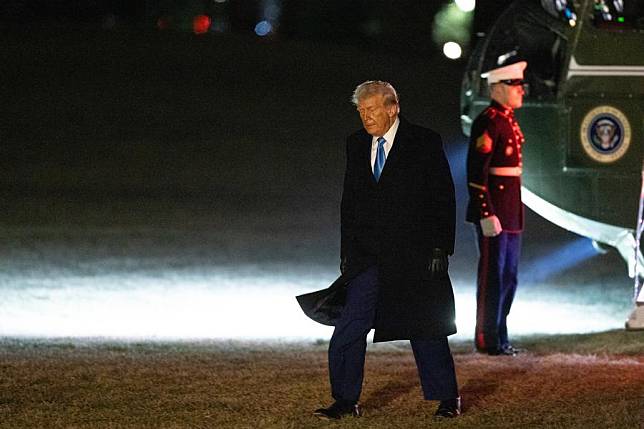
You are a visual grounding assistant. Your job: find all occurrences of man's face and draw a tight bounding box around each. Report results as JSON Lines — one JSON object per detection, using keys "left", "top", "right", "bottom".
{"left": 356, "top": 94, "right": 397, "bottom": 137}
{"left": 491, "top": 83, "right": 525, "bottom": 109}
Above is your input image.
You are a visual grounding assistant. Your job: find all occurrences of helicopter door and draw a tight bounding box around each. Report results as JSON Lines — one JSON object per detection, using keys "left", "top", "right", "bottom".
{"left": 461, "top": 0, "right": 570, "bottom": 137}
{"left": 561, "top": 2, "right": 644, "bottom": 227}
{"left": 562, "top": 3, "right": 643, "bottom": 173}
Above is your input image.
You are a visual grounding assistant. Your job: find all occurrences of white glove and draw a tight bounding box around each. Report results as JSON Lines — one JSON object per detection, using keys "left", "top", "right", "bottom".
{"left": 480, "top": 215, "right": 502, "bottom": 237}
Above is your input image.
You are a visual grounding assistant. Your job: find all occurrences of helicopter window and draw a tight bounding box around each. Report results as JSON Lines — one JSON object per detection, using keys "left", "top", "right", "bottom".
{"left": 592, "top": 0, "right": 644, "bottom": 30}
{"left": 480, "top": 2, "right": 568, "bottom": 100}
{"left": 540, "top": 0, "right": 578, "bottom": 27}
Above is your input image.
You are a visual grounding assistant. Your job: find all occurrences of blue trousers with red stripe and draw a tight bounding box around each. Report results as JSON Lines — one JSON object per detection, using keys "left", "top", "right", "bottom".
{"left": 474, "top": 226, "right": 522, "bottom": 353}
{"left": 328, "top": 266, "right": 459, "bottom": 404}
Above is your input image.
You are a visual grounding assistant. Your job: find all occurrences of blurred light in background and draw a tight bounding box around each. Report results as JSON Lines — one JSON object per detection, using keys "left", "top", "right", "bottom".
{"left": 262, "top": 0, "right": 281, "bottom": 23}
{"left": 432, "top": 2, "right": 474, "bottom": 57}
{"left": 157, "top": 17, "right": 170, "bottom": 31}
{"left": 443, "top": 41, "right": 463, "bottom": 59}
{"left": 211, "top": 19, "right": 229, "bottom": 33}
{"left": 193, "top": 15, "right": 211, "bottom": 35}
{"left": 256, "top": 0, "right": 281, "bottom": 36}
{"left": 455, "top": 0, "right": 476, "bottom": 13}
{"left": 254, "top": 20, "right": 272, "bottom": 36}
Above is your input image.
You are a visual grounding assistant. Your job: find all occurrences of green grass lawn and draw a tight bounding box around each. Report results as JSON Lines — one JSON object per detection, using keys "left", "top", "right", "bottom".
{"left": 1, "top": 330, "right": 642, "bottom": 428}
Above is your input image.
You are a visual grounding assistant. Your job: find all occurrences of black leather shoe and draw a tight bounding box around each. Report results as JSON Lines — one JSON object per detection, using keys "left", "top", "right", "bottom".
{"left": 434, "top": 397, "right": 461, "bottom": 418}
{"left": 502, "top": 344, "right": 525, "bottom": 354}
{"left": 313, "top": 401, "right": 361, "bottom": 420}
{"left": 487, "top": 346, "right": 517, "bottom": 356}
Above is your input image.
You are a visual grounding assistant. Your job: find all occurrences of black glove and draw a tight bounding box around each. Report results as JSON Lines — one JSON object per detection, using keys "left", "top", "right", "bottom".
{"left": 429, "top": 248, "right": 448, "bottom": 275}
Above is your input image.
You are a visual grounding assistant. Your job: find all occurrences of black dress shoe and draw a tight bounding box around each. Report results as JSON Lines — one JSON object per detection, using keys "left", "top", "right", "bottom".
{"left": 487, "top": 346, "right": 517, "bottom": 356}
{"left": 313, "top": 401, "right": 361, "bottom": 420}
{"left": 503, "top": 344, "right": 526, "bottom": 354}
{"left": 434, "top": 397, "right": 461, "bottom": 418}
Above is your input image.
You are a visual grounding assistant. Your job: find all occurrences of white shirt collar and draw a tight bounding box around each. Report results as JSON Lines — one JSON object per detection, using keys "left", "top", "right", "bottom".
{"left": 372, "top": 117, "right": 400, "bottom": 146}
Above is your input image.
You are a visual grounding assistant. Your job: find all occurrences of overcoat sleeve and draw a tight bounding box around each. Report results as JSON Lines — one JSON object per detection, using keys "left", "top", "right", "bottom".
{"left": 426, "top": 131, "right": 456, "bottom": 255}
{"left": 340, "top": 138, "right": 357, "bottom": 262}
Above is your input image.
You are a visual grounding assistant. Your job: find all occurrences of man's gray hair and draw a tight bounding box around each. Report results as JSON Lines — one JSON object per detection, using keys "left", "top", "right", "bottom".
{"left": 351, "top": 80, "right": 400, "bottom": 107}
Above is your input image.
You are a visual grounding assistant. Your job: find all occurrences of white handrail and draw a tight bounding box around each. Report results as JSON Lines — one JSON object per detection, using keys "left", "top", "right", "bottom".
{"left": 634, "top": 160, "right": 644, "bottom": 302}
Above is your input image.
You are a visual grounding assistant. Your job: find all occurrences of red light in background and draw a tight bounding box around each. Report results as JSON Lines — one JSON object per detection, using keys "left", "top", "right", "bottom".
{"left": 157, "top": 17, "right": 170, "bottom": 30}
{"left": 193, "top": 15, "right": 211, "bottom": 35}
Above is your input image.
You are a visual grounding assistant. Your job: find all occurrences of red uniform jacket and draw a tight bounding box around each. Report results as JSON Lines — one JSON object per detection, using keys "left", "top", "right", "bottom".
{"left": 466, "top": 100, "right": 525, "bottom": 232}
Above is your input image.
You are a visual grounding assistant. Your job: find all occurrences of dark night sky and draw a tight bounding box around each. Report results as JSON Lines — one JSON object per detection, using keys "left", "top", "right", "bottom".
{"left": 0, "top": 1, "right": 447, "bottom": 36}
{"left": 1, "top": 0, "right": 471, "bottom": 201}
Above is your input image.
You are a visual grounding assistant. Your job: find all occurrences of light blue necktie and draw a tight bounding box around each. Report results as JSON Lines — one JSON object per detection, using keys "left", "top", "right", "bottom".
{"left": 374, "top": 137, "right": 386, "bottom": 182}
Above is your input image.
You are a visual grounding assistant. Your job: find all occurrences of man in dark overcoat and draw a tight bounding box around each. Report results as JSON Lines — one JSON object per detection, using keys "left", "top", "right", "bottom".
{"left": 466, "top": 60, "right": 527, "bottom": 356}
{"left": 313, "top": 81, "right": 460, "bottom": 420}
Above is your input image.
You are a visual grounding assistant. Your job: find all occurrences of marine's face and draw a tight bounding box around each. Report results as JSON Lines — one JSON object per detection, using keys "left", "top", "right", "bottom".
{"left": 356, "top": 94, "right": 397, "bottom": 137}
{"left": 492, "top": 83, "right": 525, "bottom": 109}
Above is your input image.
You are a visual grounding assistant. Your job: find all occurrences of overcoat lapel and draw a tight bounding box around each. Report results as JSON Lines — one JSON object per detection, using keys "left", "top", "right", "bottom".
{"left": 354, "top": 130, "right": 375, "bottom": 183}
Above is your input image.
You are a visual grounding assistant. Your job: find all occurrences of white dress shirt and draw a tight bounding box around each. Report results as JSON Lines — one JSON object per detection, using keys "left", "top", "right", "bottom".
{"left": 370, "top": 117, "right": 400, "bottom": 172}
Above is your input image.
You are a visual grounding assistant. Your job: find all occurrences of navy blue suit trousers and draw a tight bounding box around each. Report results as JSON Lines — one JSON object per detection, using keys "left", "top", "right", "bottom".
{"left": 328, "top": 266, "right": 458, "bottom": 403}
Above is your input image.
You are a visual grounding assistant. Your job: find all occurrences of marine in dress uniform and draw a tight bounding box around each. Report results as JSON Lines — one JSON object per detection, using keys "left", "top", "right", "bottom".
{"left": 466, "top": 61, "right": 527, "bottom": 356}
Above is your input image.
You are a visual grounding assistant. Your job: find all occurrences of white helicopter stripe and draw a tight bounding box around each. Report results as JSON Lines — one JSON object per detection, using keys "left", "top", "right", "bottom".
{"left": 567, "top": 56, "right": 644, "bottom": 79}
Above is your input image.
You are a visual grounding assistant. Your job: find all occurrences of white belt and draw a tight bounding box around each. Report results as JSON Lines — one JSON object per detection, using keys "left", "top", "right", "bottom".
{"left": 489, "top": 166, "right": 522, "bottom": 177}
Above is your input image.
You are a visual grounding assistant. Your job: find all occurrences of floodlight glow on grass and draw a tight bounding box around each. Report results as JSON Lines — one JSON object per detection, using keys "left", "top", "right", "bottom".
{"left": 0, "top": 268, "right": 628, "bottom": 341}
{"left": 522, "top": 238, "right": 598, "bottom": 283}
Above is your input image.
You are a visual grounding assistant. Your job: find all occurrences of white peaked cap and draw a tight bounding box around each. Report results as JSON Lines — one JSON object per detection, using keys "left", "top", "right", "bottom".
{"left": 481, "top": 61, "right": 527, "bottom": 84}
